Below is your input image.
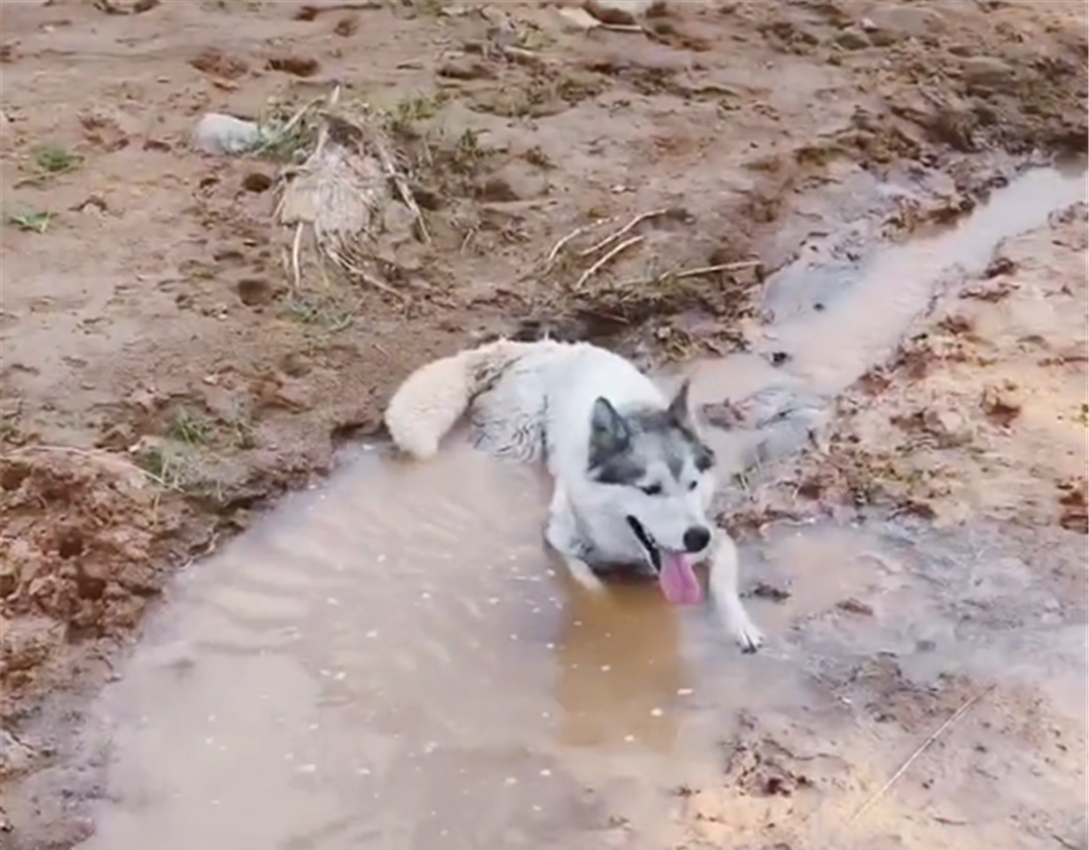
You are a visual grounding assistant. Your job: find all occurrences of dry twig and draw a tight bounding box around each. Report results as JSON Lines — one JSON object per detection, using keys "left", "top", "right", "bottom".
{"left": 673, "top": 260, "right": 760, "bottom": 278}
{"left": 280, "top": 95, "right": 327, "bottom": 138}
{"left": 617, "top": 260, "right": 760, "bottom": 287}
{"left": 599, "top": 23, "right": 645, "bottom": 33}
{"left": 294, "top": 1, "right": 381, "bottom": 19}
{"left": 546, "top": 218, "right": 612, "bottom": 267}
{"left": 290, "top": 221, "right": 304, "bottom": 293}
{"left": 578, "top": 208, "right": 669, "bottom": 257}
{"left": 573, "top": 234, "right": 645, "bottom": 291}
{"left": 845, "top": 684, "right": 995, "bottom": 827}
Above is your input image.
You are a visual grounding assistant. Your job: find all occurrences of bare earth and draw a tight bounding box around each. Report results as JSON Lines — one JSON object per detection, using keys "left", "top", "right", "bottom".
{"left": 0, "top": 0, "right": 1086, "bottom": 847}
{"left": 779, "top": 204, "right": 1089, "bottom": 534}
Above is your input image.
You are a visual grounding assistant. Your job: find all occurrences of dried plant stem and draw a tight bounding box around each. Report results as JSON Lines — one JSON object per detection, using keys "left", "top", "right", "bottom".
{"left": 573, "top": 234, "right": 645, "bottom": 291}
{"left": 617, "top": 260, "right": 760, "bottom": 287}
{"left": 546, "top": 217, "right": 612, "bottom": 266}
{"left": 845, "top": 684, "right": 995, "bottom": 827}
{"left": 578, "top": 208, "right": 669, "bottom": 257}
{"left": 290, "top": 221, "right": 304, "bottom": 293}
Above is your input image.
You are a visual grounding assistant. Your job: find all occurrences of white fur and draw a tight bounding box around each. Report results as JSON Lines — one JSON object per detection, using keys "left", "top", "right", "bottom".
{"left": 384, "top": 339, "right": 764, "bottom": 652}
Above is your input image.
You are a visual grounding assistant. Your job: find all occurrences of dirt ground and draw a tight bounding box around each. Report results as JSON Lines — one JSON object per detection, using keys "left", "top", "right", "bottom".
{"left": 774, "top": 202, "right": 1089, "bottom": 533}
{"left": 0, "top": 0, "right": 1086, "bottom": 845}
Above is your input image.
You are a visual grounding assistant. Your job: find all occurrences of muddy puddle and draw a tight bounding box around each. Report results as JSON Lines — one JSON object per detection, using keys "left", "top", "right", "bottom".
{"left": 77, "top": 442, "right": 805, "bottom": 849}
{"left": 71, "top": 168, "right": 1087, "bottom": 850}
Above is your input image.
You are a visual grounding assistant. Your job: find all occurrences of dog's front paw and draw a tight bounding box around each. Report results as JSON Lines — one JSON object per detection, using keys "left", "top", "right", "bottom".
{"left": 730, "top": 616, "right": 765, "bottom": 654}
{"left": 559, "top": 555, "right": 607, "bottom": 595}
{"left": 573, "top": 564, "right": 608, "bottom": 595}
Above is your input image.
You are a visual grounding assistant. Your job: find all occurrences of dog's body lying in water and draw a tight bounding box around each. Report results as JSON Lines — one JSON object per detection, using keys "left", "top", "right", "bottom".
{"left": 384, "top": 338, "right": 764, "bottom": 653}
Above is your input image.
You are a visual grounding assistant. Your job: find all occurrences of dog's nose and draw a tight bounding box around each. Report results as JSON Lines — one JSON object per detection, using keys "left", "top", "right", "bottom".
{"left": 682, "top": 526, "right": 711, "bottom": 553}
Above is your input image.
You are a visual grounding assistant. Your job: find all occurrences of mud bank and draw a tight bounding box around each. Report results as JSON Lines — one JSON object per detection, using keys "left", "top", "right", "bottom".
{"left": 1, "top": 0, "right": 1087, "bottom": 847}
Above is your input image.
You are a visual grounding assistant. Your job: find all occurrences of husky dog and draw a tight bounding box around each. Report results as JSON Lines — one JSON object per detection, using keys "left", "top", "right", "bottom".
{"left": 384, "top": 339, "right": 764, "bottom": 653}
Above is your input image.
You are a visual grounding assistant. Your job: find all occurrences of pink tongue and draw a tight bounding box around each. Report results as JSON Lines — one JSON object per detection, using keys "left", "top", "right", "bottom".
{"left": 659, "top": 553, "right": 703, "bottom": 605}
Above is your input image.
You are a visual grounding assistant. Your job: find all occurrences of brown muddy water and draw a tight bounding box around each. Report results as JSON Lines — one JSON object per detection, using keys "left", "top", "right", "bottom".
{"left": 70, "top": 168, "right": 1087, "bottom": 850}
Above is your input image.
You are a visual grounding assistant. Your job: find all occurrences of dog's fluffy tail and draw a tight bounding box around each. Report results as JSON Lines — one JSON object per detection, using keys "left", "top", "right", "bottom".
{"left": 384, "top": 339, "right": 542, "bottom": 460}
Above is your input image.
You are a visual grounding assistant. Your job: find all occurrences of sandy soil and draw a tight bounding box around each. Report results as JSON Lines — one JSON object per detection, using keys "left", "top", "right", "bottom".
{"left": 0, "top": 0, "right": 1086, "bottom": 845}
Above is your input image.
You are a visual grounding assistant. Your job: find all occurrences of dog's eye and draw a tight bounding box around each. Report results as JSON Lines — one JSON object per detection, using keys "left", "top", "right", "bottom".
{"left": 688, "top": 481, "right": 698, "bottom": 491}
{"left": 641, "top": 484, "right": 662, "bottom": 496}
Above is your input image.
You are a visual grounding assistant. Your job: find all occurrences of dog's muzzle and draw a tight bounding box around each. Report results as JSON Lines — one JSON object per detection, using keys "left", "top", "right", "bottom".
{"left": 625, "top": 516, "right": 661, "bottom": 572}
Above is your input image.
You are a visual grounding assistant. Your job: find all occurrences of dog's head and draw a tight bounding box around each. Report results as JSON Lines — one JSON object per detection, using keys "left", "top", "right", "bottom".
{"left": 585, "top": 380, "right": 716, "bottom": 604}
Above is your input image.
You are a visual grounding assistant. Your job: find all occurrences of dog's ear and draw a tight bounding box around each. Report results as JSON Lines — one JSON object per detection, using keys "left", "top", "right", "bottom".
{"left": 667, "top": 378, "right": 696, "bottom": 430}
{"left": 589, "top": 397, "right": 631, "bottom": 463}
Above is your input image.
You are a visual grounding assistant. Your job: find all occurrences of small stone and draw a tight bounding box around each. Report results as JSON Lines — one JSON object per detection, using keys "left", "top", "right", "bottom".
{"left": 835, "top": 28, "right": 870, "bottom": 50}
{"left": 924, "top": 408, "right": 966, "bottom": 441}
{"left": 868, "top": 29, "right": 901, "bottom": 48}
{"left": 437, "top": 56, "right": 494, "bottom": 80}
{"left": 555, "top": 7, "right": 600, "bottom": 32}
{"left": 584, "top": 0, "right": 664, "bottom": 26}
{"left": 440, "top": 3, "right": 477, "bottom": 18}
{"left": 191, "top": 113, "right": 269, "bottom": 155}
{"left": 962, "top": 56, "right": 1017, "bottom": 91}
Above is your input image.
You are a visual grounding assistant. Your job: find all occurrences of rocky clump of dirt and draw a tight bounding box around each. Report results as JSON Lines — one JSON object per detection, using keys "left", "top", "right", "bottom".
{"left": 0, "top": 450, "right": 208, "bottom": 740}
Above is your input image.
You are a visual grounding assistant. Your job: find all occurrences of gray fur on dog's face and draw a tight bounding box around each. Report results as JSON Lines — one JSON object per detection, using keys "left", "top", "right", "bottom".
{"left": 587, "top": 380, "right": 714, "bottom": 488}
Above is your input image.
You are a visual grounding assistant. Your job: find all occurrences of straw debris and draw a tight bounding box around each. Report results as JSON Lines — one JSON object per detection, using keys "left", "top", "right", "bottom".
{"left": 274, "top": 88, "right": 429, "bottom": 300}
